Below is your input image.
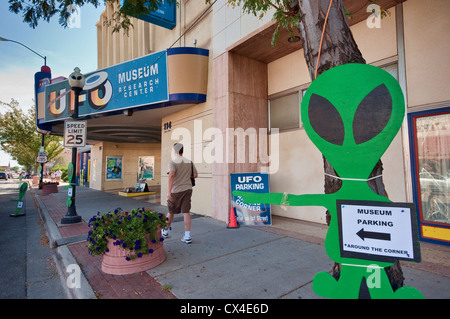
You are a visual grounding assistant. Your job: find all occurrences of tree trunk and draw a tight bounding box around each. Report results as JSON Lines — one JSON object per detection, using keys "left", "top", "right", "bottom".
{"left": 294, "top": 0, "right": 404, "bottom": 289}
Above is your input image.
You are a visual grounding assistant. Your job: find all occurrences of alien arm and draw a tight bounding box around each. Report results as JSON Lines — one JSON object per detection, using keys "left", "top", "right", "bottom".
{"left": 232, "top": 190, "right": 333, "bottom": 210}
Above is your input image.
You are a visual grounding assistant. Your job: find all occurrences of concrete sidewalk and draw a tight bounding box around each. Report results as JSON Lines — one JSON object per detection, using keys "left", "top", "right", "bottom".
{"left": 29, "top": 183, "right": 450, "bottom": 299}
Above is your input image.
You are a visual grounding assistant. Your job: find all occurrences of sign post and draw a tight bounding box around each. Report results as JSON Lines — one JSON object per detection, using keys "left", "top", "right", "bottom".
{"left": 61, "top": 68, "right": 85, "bottom": 225}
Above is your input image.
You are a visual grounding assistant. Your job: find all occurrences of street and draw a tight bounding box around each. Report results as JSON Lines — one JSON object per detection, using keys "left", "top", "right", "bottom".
{"left": 0, "top": 179, "right": 67, "bottom": 299}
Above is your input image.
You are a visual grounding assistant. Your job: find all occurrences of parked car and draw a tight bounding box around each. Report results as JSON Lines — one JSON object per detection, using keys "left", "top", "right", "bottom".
{"left": 0, "top": 172, "right": 7, "bottom": 180}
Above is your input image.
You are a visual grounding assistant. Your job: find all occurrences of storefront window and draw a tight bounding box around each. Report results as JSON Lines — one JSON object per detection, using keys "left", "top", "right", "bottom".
{"left": 410, "top": 108, "right": 450, "bottom": 245}
{"left": 414, "top": 112, "right": 450, "bottom": 226}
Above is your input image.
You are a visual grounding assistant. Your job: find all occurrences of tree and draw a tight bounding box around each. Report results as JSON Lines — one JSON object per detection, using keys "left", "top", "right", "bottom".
{"left": 9, "top": 0, "right": 403, "bottom": 291}
{"left": 8, "top": 0, "right": 171, "bottom": 33}
{"left": 0, "top": 99, "right": 64, "bottom": 172}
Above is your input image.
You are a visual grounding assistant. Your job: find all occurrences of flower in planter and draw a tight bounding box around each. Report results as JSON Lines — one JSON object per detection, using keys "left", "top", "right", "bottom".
{"left": 87, "top": 207, "right": 167, "bottom": 261}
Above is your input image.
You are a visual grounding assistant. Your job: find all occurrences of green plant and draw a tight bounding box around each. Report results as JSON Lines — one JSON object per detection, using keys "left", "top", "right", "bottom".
{"left": 87, "top": 207, "right": 167, "bottom": 261}
{"left": 162, "top": 284, "right": 172, "bottom": 291}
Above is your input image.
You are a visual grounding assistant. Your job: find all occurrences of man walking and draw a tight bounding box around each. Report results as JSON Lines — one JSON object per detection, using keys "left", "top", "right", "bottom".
{"left": 163, "top": 143, "right": 198, "bottom": 243}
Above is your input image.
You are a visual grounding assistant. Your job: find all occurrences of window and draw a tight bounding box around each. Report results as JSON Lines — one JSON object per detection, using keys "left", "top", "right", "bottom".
{"left": 381, "top": 63, "right": 398, "bottom": 80}
{"left": 268, "top": 63, "right": 396, "bottom": 132}
{"left": 409, "top": 108, "right": 450, "bottom": 245}
{"left": 269, "top": 91, "right": 301, "bottom": 131}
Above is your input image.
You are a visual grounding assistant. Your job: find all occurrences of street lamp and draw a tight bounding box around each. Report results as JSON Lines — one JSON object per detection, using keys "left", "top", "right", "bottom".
{"left": 61, "top": 67, "right": 84, "bottom": 225}
{"left": 0, "top": 37, "right": 47, "bottom": 66}
{"left": 0, "top": 36, "right": 49, "bottom": 188}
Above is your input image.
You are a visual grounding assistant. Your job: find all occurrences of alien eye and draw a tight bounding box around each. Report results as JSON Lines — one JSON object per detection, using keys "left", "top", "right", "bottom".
{"left": 308, "top": 94, "right": 345, "bottom": 145}
{"left": 353, "top": 84, "right": 392, "bottom": 144}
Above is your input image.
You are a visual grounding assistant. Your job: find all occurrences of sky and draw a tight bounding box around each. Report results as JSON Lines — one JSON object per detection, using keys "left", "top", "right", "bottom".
{"left": 0, "top": 1, "right": 106, "bottom": 167}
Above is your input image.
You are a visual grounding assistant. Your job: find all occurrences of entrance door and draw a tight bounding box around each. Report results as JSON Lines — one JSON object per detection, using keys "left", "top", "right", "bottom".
{"left": 409, "top": 108, "right": 450, "bottom": 245}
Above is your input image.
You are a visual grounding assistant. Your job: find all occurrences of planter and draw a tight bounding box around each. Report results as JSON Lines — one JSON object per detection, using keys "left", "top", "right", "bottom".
{"left": 101, "top": 230, "right": 166, "bottom": 275}
{"left": 42, "top": 183, "right": 58, "bottom": 195}
{"left": 32, "top": 175, "right": 40, "bottom": 185}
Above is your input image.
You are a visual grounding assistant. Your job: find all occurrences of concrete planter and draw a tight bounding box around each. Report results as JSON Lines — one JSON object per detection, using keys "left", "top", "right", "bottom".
{"left": 32, "top": 175, "right": 40, "bottom": 185}
{"left": 101, "top": 230, "right": 166, "bottom": 275}
{"left": 42, "top": 183, "right": 58, "bottom": 195}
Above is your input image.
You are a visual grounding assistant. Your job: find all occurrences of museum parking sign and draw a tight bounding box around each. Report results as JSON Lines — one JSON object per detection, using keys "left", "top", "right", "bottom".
{"left": 337, "top": 200, "right": 421, "bottom": 263}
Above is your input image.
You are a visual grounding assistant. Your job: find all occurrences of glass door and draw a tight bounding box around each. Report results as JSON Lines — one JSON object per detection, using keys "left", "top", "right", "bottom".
{"left": 409, "top": 108, "right": 450, "bottom": 245}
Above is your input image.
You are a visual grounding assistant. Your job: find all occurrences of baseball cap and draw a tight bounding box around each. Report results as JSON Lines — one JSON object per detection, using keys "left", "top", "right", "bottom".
{"left": 173, "top": 143, "right": 183, "bottom": 154}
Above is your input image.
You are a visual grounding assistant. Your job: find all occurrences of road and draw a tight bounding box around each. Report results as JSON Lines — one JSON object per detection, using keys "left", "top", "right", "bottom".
{"left": 0, "top": 179, "right": 67, "bottom": 299}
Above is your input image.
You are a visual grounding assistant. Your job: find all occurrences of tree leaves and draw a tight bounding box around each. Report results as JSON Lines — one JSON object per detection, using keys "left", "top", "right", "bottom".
{"left": 7, "top": 0, "right": 169, "bottom": 33}
{"left": 0, "top": 99, "right": 64, "bottom": 170}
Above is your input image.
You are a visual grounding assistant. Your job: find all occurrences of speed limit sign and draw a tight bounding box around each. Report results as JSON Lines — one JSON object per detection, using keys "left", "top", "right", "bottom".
{"left": 64, "top": 120, "right": 87, "bottom": 147}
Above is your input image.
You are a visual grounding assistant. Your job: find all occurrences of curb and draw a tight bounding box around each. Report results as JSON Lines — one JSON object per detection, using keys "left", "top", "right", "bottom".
{"left": 29, "top": 186, "right": 97, "bottom": 299}
{"left": 54, "top": 245, "right": 97, "bottom": 299}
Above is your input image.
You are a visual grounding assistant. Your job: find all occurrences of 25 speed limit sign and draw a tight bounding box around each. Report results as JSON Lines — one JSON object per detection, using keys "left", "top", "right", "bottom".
{"left": 64, "top": 120, "right": 87, "bottom": 147}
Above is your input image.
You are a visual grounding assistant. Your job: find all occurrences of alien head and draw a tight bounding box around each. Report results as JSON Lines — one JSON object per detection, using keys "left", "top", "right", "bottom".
{"left": 301, "top": 63, "right": 405, "bottom": 179}
{"left": 69, "top": 67, "right": 85, "bottom": 90}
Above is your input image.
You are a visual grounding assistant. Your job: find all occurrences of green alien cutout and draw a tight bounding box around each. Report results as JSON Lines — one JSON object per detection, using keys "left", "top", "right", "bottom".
{"left": 10, "top": 181, "right": 28, "bottom": 217}
{"left": 66, "top": 162, "right": 74, "bottom": 207}
{"left": 233, "top": 63, "right": 424, "bottom": 299}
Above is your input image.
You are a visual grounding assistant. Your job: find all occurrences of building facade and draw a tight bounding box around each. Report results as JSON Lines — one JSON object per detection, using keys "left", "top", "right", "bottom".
{"left": 36, "top": 0, "right": 450, "bottom": 246}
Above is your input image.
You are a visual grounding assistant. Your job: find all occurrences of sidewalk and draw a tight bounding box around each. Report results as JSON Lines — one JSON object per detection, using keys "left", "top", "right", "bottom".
{"left": 29, "top": 182, "right": 450, "bottom": 299}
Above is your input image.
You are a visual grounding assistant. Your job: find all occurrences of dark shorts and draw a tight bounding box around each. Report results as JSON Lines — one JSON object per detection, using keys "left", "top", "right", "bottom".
{"left": 168, "top": 189, "right": 192, "bottom": 214}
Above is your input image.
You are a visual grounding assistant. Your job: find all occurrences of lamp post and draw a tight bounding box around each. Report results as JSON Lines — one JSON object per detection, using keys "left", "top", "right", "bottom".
{"left": 61, "top": 67, "right": 84, "bottom": 225}
{"left": 0, "top": 36, "right": 49, "bottom": 188}
{"left": 0, "top": 37, "right": 47, "bottom": 66}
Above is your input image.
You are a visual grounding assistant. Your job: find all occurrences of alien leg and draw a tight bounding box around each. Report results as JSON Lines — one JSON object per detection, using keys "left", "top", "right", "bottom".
{"left": 363, "top": 266, "right": 424, "bottom": 299}
{"left": 313, "top": 265, "right": 365, "bottom": 299}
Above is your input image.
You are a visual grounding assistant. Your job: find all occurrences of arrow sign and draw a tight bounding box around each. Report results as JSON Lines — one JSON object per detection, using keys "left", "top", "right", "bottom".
{"left": 337, "top": 200, "right": 421, "bottom": 263}
{"left": 357, "top": 228, "right": 391, "bottom": 241}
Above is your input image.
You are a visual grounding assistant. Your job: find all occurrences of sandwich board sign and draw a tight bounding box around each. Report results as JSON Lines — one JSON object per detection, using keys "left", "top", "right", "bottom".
{"left": 230, "top": 172, "right": 271, "bottom": 226}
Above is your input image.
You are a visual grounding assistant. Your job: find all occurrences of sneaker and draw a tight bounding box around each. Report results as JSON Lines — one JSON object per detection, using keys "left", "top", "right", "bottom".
{"left": 181, "top": 235, "right": 192, "bottom": 244}
{"left": 161, "top": 228, "right": 169, "bottom": 238}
